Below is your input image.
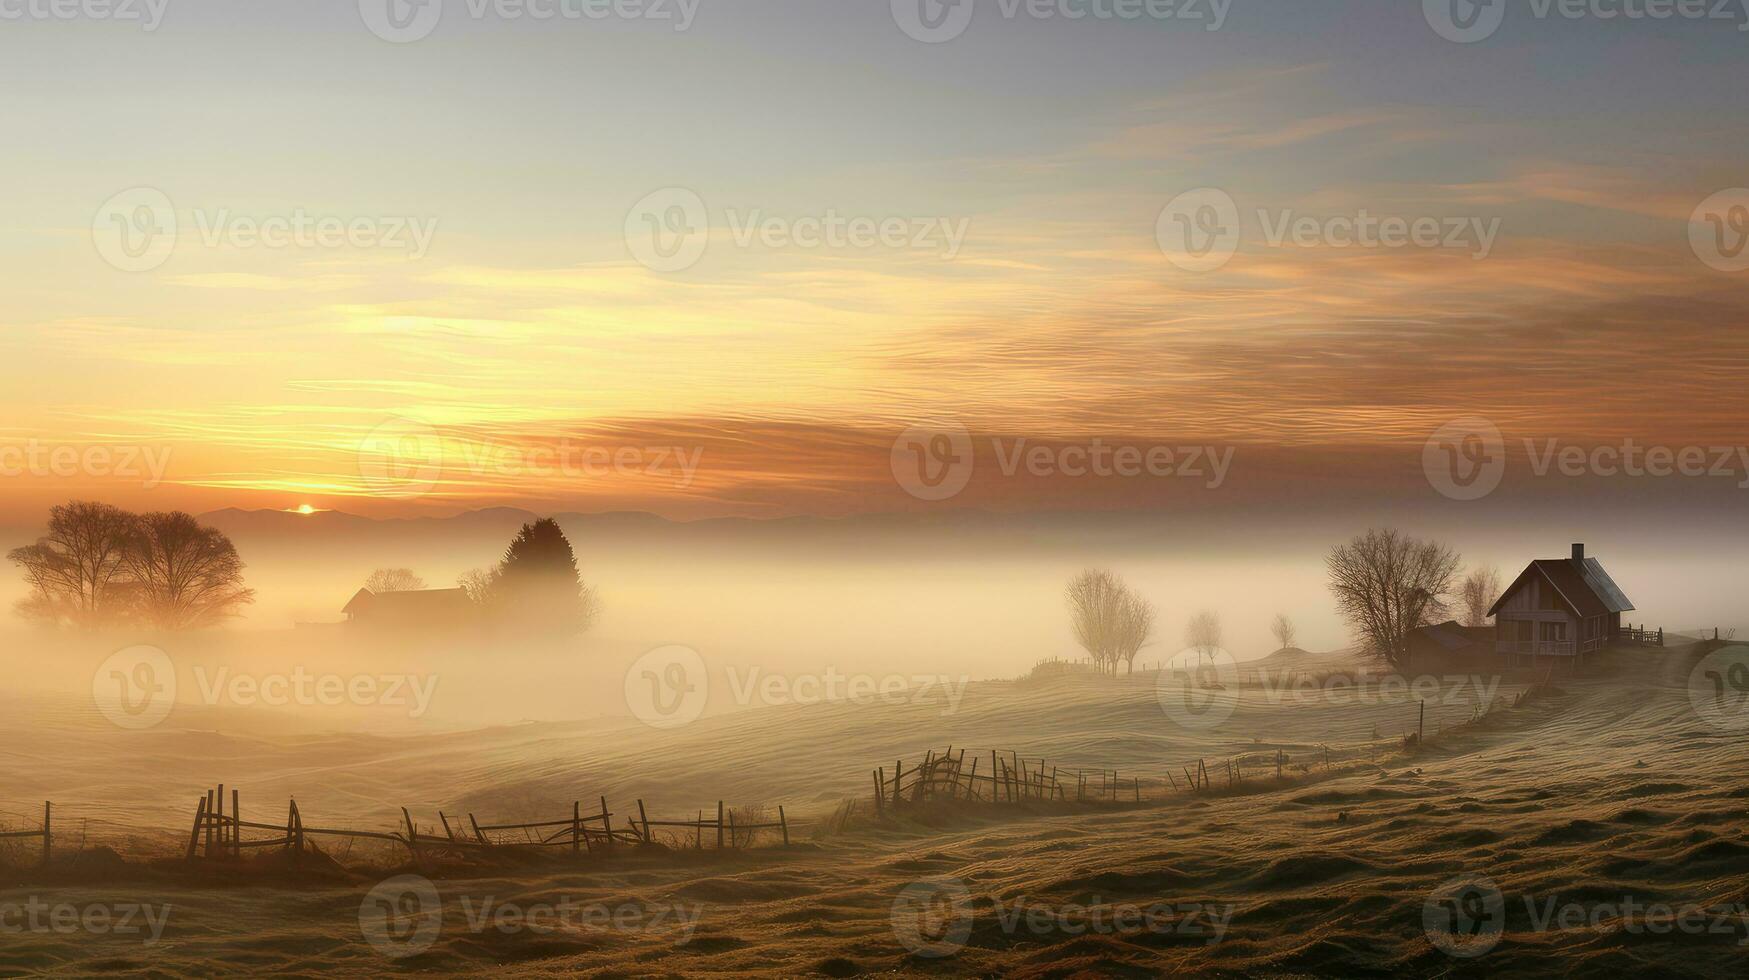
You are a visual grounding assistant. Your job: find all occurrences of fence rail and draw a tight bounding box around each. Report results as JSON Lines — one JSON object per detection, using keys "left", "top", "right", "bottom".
{"left": 0, "top": 802, "right": 50, "bottom": 868}
{"left": 179, "top": 785, "right": 791, "bottom": 869}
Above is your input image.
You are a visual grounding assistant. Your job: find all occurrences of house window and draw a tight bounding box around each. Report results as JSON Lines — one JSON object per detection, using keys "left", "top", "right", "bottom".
{"left": 1540, "top": 621, "right": 1566, "bottom": 642}
{"left": 1516, "top": 620, "right": 1533, "bottom": 641}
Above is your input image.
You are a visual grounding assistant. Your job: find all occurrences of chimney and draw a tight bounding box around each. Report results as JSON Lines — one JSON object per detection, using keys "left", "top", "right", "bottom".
{"left": 1571, "top": 543, "right": 1585, "bottom": 562}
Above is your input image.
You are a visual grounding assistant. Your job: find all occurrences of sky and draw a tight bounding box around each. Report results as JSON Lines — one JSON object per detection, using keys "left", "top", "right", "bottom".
{"left": 3, "top": 0, "right": 1747, "bottom": 521}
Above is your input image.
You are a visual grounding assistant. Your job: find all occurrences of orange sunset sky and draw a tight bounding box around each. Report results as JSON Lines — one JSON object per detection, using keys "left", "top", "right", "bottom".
{"left": 5, "top": 4, "right": 1747, "bottom": 522}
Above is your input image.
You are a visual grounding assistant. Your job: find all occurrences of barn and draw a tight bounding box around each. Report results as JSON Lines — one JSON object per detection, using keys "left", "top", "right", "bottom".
{"left": 342, "top": 587, "right": 478, "bottom": 630}
{"left": 1488, "top": 544, "right": 1633, "bottom": 667}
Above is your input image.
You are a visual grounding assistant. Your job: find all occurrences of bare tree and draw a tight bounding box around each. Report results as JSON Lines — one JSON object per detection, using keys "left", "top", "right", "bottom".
{"left": 1327, "top": 528, "right": 1461, "bottom": 669}
{"left": 1185, "top": 610, "right": 1222, "bottom": 665}
{"left": 126, "top": 511, "right": 255, "bottom": 630}
{"left": 1459, "top": 566, "right": 1502, "bottom": 627}
{"left": 7, "top": 501, "right": 137, "bottom": 629}
{"left": 1066, "top": 568, "right": 1125, "bottom": 674}
{"left": 365, "top": 568, "right": 427, "bottom": 594}
{"left": 457, "top": 567, "right": 498, "bottom": 605}
{"left": 1270, "top": 613, "right": 1297, "bottom": 651}
{"left": 1114, "top": 590, "right": 1157, "bottom": 674}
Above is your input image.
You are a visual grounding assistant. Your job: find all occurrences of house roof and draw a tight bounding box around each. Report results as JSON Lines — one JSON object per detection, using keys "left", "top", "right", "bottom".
{"left": 1488, "top": 555, "right": 1634, "bottom": 619}
{"left": 343, "top": 587, "right": 472, "bottom": 616}
{"left": 1410, "top": 620, "right": 1493, "bottom": 651}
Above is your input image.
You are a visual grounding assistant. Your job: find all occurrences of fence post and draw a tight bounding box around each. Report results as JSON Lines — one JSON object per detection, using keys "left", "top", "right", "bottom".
{"left": 233, "top": 789, "right": 241, "bottom": 860}
{"left": 894, "top": 760, "right": 903, "bottom": 809}
{"left": 871, "top": 771, "right": 885, "bottom": 817}
{"left": 186, "top": 796, "right": 207, "bottom": 861}
{"left": 573, "top": 801, "right": 581, "bottom": 855}
{"left": 637, "top": 800, "right": 651, "bottom": 843}
{"left": 205, "top": 789, "right": 215, "bottom": 858}
{"left": 402, "top": 807, "right": 418, "bottom": 859}
{"left": 1418, "top": 701, "right": 1425, "bottom": 743}
{"left": 778, "top": 806, "right": 790, "bottom": 846}
{"left": 469, "top": 813, "right": 488, "bottom": 845}
{"left": 41, "top": 801, "right": 51, "bottom": 869}
{"left": 291, "top": 799, "right": 304, "bottom": 872}
{"left": 716, "top": 801, "right": 725, "bottom": 850}
{"left": 601, "top": 796, "right": 613, "bottom": 850}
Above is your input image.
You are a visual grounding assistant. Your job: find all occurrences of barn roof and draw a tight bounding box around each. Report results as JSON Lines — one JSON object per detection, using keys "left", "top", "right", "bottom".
{"left": 1488, "top": 555, "right": 1634, "bottom": 619}
{"left": 342, "top": 587, "right": 472, "bottom": 615}
{"left": 1410, "top": 620, "right": 1493, "bottom": 652}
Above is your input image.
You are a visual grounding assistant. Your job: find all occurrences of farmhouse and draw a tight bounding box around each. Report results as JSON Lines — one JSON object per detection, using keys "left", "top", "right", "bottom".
{"left": 1488, "top": 543, "right": 1633, "bottom": 667}
{"left": 342, "top": 587, "right": 477, "bottom": 630}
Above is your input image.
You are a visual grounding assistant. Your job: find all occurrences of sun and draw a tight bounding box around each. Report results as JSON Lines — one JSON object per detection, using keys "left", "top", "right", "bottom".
{"left": 295, "top": 504, "right": 316, "bottom": 515}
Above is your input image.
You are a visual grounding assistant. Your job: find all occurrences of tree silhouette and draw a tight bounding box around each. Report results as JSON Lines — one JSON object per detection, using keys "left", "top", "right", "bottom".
{"left": 126, "top": 511, "right": 255, "bottom": 630}
{"left": 1270, "top": 613, "right": 1297, "bottom": 651}
{"left": 491, "top": 518, "right": 598, "bottom": 635}
{"left": 8, "top": 501, "right": 137, "bottom": 628}
{"left": 364, "top": 568, "right": 426, "bottom": 594}
{"left": 1328, "top": 528, "right": 1460, "bottom": 669}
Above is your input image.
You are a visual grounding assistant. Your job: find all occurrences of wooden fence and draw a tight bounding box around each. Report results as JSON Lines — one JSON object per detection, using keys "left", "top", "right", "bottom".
{"left": 182, "top": 785, "right": 790, "bottom": 867}
{"left": 0, "top": 802, "right": 51, "bottom": 868}
{"left": 872, "top": 747, "right": 1142, "bottom": 815}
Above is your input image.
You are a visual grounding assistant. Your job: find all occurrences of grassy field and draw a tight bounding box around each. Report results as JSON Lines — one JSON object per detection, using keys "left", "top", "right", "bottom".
{"left": 1, "top": 643, "right": 1746, "bottom": 977}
